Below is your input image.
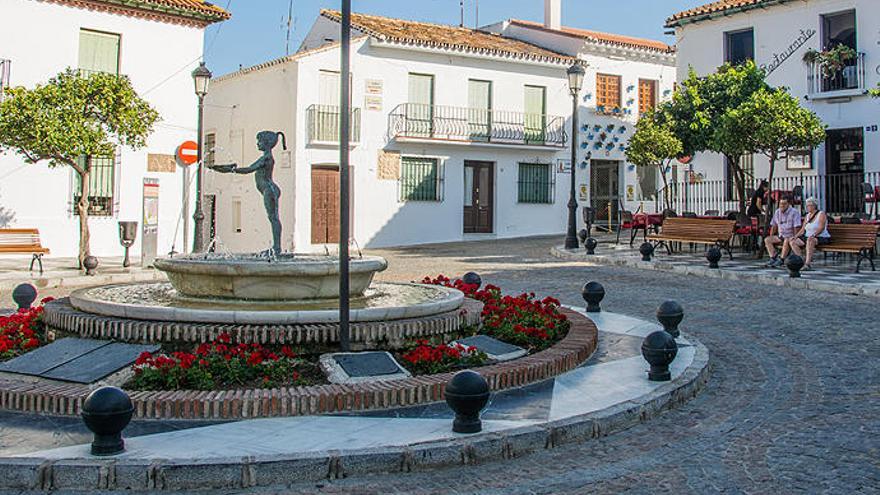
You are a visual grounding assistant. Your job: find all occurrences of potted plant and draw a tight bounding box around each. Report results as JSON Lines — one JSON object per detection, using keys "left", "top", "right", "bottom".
{"left": 803, "top": 45, "right": 857, "bottom": 79}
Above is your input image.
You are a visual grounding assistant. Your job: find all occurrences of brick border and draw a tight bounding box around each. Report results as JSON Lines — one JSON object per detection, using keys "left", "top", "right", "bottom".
{"left": 0, "top": 309, "right": 596, "bottom": 420}
{"left": 0, "top": 335, "right": 708, "bottom": 492}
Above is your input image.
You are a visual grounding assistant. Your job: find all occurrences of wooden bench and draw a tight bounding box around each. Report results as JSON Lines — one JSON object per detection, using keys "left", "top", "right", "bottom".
{"left": 0, "top": 229, "right": 50, "bottom": 274}
{"left": 647, "top": 218, "right": 737, "bottom": 260}
{"left": 772, "top": 224, "right": 878, "bottom": 273}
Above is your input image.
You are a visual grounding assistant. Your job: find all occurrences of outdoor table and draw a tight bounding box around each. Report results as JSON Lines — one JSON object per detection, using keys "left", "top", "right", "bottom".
{"left": 631, "top": 213, "right": 664, "bottom": 246}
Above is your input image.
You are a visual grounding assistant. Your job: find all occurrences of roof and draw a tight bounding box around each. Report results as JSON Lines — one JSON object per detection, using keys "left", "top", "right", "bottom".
{"left": 44, "top": 0, "right": 230, "bottom": 26}
{"left": 509, "top": 19, "right": 673, "bottom": 54}
{"left": 666, "top": 0, "right": 788, "bottom": 28}
{"left": 213, "top": 38, "right": 364, "bottom": 83}
{"left": 320, "top": 10, "right": 576, "bottom": 65}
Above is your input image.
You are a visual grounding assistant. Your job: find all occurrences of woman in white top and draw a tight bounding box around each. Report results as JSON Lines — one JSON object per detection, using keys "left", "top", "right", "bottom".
{"left": 791, "top": 197, "right": 831, "bottom": 270}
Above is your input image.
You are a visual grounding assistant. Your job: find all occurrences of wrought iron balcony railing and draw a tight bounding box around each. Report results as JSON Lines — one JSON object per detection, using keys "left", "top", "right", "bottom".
{"left": 388, "top": 103, "right": 566, "bottom": 148}
{"left": 807, "top": 52, "right": 866, "bottom": 98}
{"left": 306, "top": 104, "right": 361, "bottom": 145}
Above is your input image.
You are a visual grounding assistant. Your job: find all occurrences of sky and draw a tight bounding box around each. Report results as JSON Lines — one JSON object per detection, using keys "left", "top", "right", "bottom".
{"left": 203, "top": 0, "right": 710, "bottom": 76}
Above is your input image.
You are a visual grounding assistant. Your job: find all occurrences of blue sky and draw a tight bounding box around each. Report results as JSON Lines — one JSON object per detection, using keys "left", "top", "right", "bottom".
{"left": 203, "top": 0, "right": 709, "bottom": 76}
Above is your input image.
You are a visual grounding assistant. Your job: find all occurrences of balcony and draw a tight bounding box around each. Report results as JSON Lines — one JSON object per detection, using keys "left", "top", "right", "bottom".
{"left": 807, "top": 52, "right": 867, "bottom": 100}
{"left": 388, "top": 103, "right": 567, "bottom": 149}
{"left": 306, "top": 104, "right": 361, "bottom": 146}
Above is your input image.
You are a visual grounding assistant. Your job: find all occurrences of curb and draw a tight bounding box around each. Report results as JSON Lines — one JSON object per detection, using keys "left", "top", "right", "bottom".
{"left": 0, "top": 337, "right": 709, "bottom": 492}
{"left": 551, "top": 245, "right": 880, "bottom": 299}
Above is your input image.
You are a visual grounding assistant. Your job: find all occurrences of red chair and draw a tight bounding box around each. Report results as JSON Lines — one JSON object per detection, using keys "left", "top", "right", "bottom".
{"left": 862, "top": 183, "right": 879, "bottom": 220}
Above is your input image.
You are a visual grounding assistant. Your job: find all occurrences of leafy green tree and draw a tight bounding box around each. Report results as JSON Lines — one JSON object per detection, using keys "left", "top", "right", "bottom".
{"left": 626, "top": 109, "right": 683, "bottom": 210}
{"left": 871, "top": 83, "right": 880, "bottom": 98}
{"left": 0, "top": 69, "right": 159, "bottom": 266}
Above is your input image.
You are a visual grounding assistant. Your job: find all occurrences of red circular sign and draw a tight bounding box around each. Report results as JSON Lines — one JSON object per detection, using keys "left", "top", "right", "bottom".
{"left": 177, "top": 140, "right": 199, "bottom": 166}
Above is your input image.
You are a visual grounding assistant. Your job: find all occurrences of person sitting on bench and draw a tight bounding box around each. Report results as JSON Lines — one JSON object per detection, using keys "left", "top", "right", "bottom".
{"left": 764, "top": 197, "right": 802, "bottom": 267}
{"left": 790, "top": 197, "right": 830, "bottom": 271}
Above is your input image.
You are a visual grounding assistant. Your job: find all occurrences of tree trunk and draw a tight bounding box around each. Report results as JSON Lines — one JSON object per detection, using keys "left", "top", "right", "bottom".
{"left": 76, "top": 165, "right": 91, "bottom": 269}
{"left": 764, "top": 152, "right": 778, "bottom": 232}
{"left": 658, "top": 162, "right": 671, "bottom": 211}
{"left": 726, "top": 154, "right": 747, "bottom": 213}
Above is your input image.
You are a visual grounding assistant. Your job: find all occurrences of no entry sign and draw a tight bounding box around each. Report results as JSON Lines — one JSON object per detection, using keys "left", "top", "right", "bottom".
{"left": 177, "top": 140, "right": 199, "bottom": 166}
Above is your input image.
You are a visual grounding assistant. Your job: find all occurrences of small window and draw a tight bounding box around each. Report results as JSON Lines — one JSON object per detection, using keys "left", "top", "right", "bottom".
{"left": 204, "top": 133, "right": 216, "bottom": 168}
{"left": 638, "top": 79, "right": 657, "bottom": 115}
{"left": 636, "top": 166, "right": 658, "bottom": 201}
{"left": 73, "top": 154, "right": 116, "bottom": 216}
{"left": 596, "top": 74, "right": 621, "bottom": 112}
{"left": 78, "top": 29, "right": 120, "bottom": 75}
{"left": 725, "top": 154, "right": 755, "bottom": 202}
{"left": 724, "top": 28, "right": 754, "bottom": 66}
{"left": 517, "top": 163, "right": 555, "bottom": 204}
{"left": 785, "top": 149, "right": 813, "bottom": 170}
{"left": 400, "top": 157, "right": 442, "bottom": 201}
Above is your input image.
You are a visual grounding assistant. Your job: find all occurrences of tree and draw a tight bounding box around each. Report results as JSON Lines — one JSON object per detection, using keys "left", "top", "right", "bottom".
{"left": 871, "top": 83, "right": 880, "bottom": 98}
{"left": 721, "top": 87, "right": 825, "bottom": 198}
{"left": 626, "top": 109, "right": 683, "bottom": 210}
{"left": 0, "top": 69, "right": 159, "bottom": 266}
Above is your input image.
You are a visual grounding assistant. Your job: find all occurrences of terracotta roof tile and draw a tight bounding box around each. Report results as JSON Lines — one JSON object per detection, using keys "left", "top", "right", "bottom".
{"left": 321, "top": 10, "right": 575, "bottom": 65}
{"left": 48, "top": 0, "right": 230, "bottom": 24}
{"left": 510, "top": 19, "right": 673, "bottom": 53}
{"left": 666, "top": 0, "right": 773, "bottom": 27}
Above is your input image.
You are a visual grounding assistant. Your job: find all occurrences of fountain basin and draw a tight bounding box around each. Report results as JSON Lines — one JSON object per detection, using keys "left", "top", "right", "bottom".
{"left": 153, "top": 254, "right": 388, "bottom": 301}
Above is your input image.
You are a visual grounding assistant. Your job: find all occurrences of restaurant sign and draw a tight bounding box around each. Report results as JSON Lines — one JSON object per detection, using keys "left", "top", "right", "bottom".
{"left": 761, "top": 28, "right": 816, "bottom": 76}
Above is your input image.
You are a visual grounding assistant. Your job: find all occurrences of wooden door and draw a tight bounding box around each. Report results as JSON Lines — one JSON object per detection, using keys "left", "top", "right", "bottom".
{"left": 590, "top": 160, "right": 620, "bottom": 223}
{"left": 311, "top": 167, "right": 340, "bottom": 244}
{"left": 463, "top": 161, "right": 494, "bottom": 233}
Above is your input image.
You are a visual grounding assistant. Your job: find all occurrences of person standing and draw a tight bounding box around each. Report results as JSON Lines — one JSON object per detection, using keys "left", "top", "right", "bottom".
{"left": 764, "top": 197, "right": 802, "bottom": 267}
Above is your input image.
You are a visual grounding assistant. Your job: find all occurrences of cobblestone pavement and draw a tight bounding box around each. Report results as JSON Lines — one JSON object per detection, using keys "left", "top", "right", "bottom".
{"left": 5, "top": 236, "right": 880, "bottom": 494}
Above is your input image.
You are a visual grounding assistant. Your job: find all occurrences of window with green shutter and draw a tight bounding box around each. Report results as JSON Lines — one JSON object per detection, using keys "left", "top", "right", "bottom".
{"left": 73, "top": 153, "right": 116, "bottom": 216}
{"left": 400, "top": 157, "right": 442, "bottom": 202}
{"left": 517, "top": 163, "right": 554, "bottom": 204}
{"left": 524, "top": 85, "right": 546, "bottom": 144}
{"left": 78, "top": 29, "right": 120, "bottom": 75}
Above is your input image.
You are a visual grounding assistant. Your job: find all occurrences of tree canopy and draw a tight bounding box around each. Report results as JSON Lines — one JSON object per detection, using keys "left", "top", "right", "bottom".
{"left": 626, "top": 109, "right": 683, "bottom": 210}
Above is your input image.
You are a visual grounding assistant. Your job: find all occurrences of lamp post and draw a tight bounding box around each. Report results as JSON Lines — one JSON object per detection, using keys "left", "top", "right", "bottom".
{"left": 564, "top": 63, "right": 585, "bottom": 250}
{"left": 339, "top": 0, "right": 352, "bottom": 352}
{"left": 191, "top": 61, "right": 212, "bottom": 253}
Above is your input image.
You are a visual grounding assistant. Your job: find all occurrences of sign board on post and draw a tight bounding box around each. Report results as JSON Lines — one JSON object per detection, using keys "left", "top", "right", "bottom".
{"left": 142, "top": 178, "right": 159, "bottom": 267}
{"left": 176, "top": 141, "right": 199, "bottom": 166}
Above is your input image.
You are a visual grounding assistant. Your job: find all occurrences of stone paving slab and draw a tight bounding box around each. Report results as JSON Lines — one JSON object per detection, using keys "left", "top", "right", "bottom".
{"left": 0, "top": 255, "right": 166, "bottom": 293}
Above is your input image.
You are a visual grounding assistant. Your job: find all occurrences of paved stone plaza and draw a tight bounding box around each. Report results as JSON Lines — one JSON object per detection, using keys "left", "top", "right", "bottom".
{"left": 1, "top": 236, "right": 878, "bottom": 493}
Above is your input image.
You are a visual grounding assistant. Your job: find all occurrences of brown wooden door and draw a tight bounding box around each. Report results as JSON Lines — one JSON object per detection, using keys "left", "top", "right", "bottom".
{"left": 463, "top": 161, "right": 494, "bottom": 233}
{"left": 311, "top": 167, "right": 340, "bottom": 244}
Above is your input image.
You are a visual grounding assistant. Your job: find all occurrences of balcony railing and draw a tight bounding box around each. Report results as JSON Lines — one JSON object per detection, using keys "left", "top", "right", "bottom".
{"left": 306, "top": 104, "right": 361, "bottom": 145}
{"left": 388, "top": 103, "right": 567, "bottom": 148}
{"left": 807, "top": 52, "right": 866, "bottom": 98}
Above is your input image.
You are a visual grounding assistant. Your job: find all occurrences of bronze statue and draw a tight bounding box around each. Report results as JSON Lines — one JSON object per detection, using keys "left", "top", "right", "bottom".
{"left": 210, "top": 131, "right": 286, "bottom": 255}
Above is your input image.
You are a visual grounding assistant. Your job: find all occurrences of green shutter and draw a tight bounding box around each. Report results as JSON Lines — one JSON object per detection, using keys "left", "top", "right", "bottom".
{"left": 74, "top": 153, "right": 116, "bottom": 216}
{"left": 407, "top": 74, "right": 434, "bottom": 137}
{"left": 79, "top": 30, "right": 120, "bottom": 75}
{"left": 468, "top": 80, "right": 491, "bottom": 141}
{"left": 524, "top": 86, "right": 546, "bottom": 144}
{"left": 518, "top": 163, "right": 552, "bottom": 204}
{"left": 400, "top": 157, "right": 439, "bottom": 201}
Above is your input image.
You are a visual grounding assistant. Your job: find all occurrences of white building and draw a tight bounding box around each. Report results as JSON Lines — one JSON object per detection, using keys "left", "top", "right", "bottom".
{"left": 666, "top": 0, "right": 879, "bottom": 215}
{"left": 0, "top": 0, "right": 229, "bottom": 260}
{"left": 203, "top": 2, "right": 674, "bottom": 253}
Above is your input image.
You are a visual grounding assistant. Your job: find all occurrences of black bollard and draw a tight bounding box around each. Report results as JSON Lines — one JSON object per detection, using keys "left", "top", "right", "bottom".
{"left": 639, "top": 242, "right": 654, "bottom": 262}
{"left": 445, "top": 370, "right": 490, "bottom": 434}
{"left": 461, "top": 272, "right": 482, "bottom": 288}
{"left": 12, "top": 284, "right": 37, "bottom": 310}
{"left": 577, "top": 229, "right": 589, "bottom": 247}
{"left": 706, "top": 246, "right": 722, "bottom": 269}
{"left": 83, "top": 256, "right": 99, "bottom": 276}
{"left": 581, "top": 281, "right": 605, "bottom": 313}
{"left": 584, "top": 237, "right": 598, "bottom": 255}
{"left": 641, "top": 331, "right": 678, "bottom": 382}
{"left": 656, "top": 301, "right": 684, "bottom": 338}
{"left": 786, "top": 254, "right": 804, "bottom": 278}
{"left": 81, "top": 386, "right": 134, "bottom": 456}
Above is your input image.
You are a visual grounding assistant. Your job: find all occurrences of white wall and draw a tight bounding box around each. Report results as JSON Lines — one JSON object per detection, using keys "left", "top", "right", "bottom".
{"left": 0, "top": 0, "right": 205, "bottom": 259}
{"left": 673, "top": 0, "right": 880, "bottom": 184}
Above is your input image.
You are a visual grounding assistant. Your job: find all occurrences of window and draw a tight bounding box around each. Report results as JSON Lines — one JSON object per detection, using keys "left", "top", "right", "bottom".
{"left": 78, "top": 29, "right": 120, "bottom": 75}
{"left": 204, "top": 133, "right": 216, "bottom": 168}
{"left": 400, "top": 157, "right": 442, "bottom": 201}
{"left": 468, "top": 79, "right": 492, "bottom": 141}
{"left": 724, "top": 28, "right": 754, "bottom": 66}
{"left": 407, "top": 73, "right": 435, "bottom": 137}
{"left": 820, "top": 10, "right": 858, "bottom": 91}
{"left": 725, "top": 154, "right": 754, "bottom": 202}
{"left": 636, "top": 166, "right": 658, "bottom": 201}
{"left": 73, "top": 154, "right": 116, "bottom": 216}
{"left": 0, "top": 59, "right": 9, "bottom": 102}
{"left": 638, "top": 79, "right": 657, "bottom": 115}
{"left": 785, "top": 149, "right": 813, "bottom": 170}
{"left": 596, "top": 74, "right": 621, "bottom": 112}
{"left": 517, "top": 163, "right": 555, "bottom": 204}
{"left": 524, "top": 85, "right": 546, "bottom": 144}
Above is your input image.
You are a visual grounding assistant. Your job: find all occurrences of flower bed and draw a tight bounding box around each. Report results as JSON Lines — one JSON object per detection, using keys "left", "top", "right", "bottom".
{"left": 421, "top": 275, "right": 569, "bottom": 352}
{"left": 128, "top": 333, "right": 316, "bottom": 391}
{"left": 399, "top": 340, "right": 487, "bottom": 375}
{"left": 0, "top": 298, "right": 52, "bottom": 361}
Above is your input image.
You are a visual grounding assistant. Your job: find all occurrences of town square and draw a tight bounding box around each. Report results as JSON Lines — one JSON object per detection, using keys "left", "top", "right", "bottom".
{"left": 0, "top": 0, "right": 878, "bottom": 493}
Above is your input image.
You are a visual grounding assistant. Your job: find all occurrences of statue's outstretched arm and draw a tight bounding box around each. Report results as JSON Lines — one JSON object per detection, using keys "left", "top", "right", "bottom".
{"left": 234, "top": 156, "right": 267, "bottom": 174}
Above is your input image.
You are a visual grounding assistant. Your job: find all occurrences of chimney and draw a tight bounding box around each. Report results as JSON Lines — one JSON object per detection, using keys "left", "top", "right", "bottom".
{"left": 544, "top": 0, "right": 561, "bottom": 30}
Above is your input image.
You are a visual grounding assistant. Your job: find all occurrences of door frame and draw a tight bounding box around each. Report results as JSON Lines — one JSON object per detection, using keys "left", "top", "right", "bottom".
{"left": 590, "top": 159, "right": 622, "bottom": 224}
{"left": 463, "top": 160, "right": 495, "bottom": 234}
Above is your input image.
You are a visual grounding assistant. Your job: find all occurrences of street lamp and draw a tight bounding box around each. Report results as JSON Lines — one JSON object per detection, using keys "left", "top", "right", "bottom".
{"left": 564, "top": 62, "right": 585, "bottom": 250}
{"left": 191, "top": 61, "right": 212, "bottom": 253}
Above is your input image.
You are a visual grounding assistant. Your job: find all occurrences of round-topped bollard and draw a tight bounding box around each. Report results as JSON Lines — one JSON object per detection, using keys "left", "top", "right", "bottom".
{"left": 641, "top": 330, "right": 678, "bottom": 382}
{"left": 581, "top": 281, "right": 605, "bottom": 313}
{"left": 12, "top": 283, "right": 37, "bottom": 310}
{"left": 461, "top": 272, "right": 482, "bottom": 289}
{"left": 578, "top": 229, "right": 589, "bottom": 247}
{"left": 639, "top": 242, "right": 655, "bottom": 262}
{"left": 81, "top": 386, "right": 134, "bottom": 456}
{"left": 656, "top": 301, "right": 684, "bottom": 338}
{"left": 786, "top": 254, "right": 804, "bottom": 278}
{"left": 706, "top": 246, "right": 722, "bottom": 269}
{"left": 584, "top": 237, "right": 598, "bottom": 255}
{"left": 83, "top": 256, "right": 99, "bottom": 276}
{"left": 445, "top": 370, "right": 490, "bottom": 434}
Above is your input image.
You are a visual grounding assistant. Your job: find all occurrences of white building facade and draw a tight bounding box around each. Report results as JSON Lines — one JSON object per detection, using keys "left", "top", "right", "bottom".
{"left": 667, "top": 0, "right": 880, "bottom": 215}
{"left": 0, "top": 0, "right": 228, "bottom": 260}
{"left": 204, "top": 4, "right": 675, "bottom": 253}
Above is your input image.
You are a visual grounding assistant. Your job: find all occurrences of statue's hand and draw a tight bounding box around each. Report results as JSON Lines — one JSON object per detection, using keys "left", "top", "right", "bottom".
{"left": 210, "top": 164, "right": 237, "bottom": 174}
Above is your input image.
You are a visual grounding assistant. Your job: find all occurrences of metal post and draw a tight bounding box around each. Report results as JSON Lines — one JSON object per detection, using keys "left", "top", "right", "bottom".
{"left": 564, "top": 92, "right": 580, "bottom": 249}
{"left": 339, "top": 0, "right": 352, "bottom": 352}
{"left": 192, "top": 95, "right": 206, "bottom": 253}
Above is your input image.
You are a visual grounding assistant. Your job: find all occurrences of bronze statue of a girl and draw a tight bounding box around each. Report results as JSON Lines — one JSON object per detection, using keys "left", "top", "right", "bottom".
{"left": 210, "top": 131, "right": 286, "bottom": 255}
